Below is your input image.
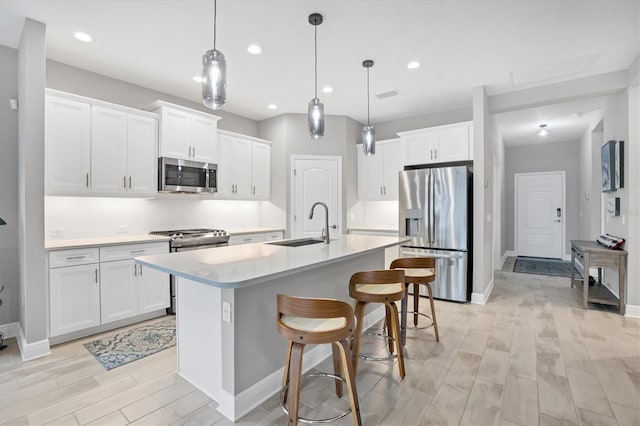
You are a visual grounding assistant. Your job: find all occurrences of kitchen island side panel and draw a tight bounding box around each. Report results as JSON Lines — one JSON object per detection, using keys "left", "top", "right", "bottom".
{"left": 233, "top": 249, "right": 384, "bottom": 394}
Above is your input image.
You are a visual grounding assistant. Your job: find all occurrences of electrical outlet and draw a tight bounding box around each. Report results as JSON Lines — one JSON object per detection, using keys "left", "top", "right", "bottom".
{"left": 50, "top": 228, "right": 64, "bottom": 238}
{"left": 222, "top": 301, "right": 232, "bottom": 323}
{"left": 117, "top": 225, "right": 129, "bottom": 234}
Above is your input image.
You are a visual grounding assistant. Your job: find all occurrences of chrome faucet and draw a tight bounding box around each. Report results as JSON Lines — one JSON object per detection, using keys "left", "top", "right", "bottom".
{"left": 308, "top": 201, "right": 330, "bottom": 244}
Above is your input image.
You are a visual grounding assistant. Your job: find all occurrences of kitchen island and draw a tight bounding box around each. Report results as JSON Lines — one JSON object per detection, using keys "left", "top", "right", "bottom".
{"left": 135, "top": 234, "right": 406, "bottom": 421}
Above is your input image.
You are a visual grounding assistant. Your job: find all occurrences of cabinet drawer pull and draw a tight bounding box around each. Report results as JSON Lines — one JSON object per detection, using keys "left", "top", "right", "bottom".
{"left": 66, "top": 255, "right": 86, "bottom": 260}
{"left": 130, "top": 250, "right": 146, "bottom": 254}
{"left": 244, "top": 238, "right": 252, "bottom": 242}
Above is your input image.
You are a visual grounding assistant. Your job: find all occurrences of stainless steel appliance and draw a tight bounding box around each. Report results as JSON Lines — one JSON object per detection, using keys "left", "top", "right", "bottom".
{"left": 158, "top": 157, "right": 217, "bottom": 193}
{"left": 399, "top": 164, "right": 473, "bottom": 302}
{"left": 149, "top": 228, "right": 230, "bottom": 313}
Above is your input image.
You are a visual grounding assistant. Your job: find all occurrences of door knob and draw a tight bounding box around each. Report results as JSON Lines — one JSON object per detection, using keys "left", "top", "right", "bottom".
{"left": 330, "top": 225, "right": 337, "bottom": 229}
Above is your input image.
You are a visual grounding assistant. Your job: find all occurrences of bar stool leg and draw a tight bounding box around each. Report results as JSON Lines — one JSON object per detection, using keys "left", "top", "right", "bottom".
{"left": 337, "top": 339, "right": 362, "bottom": 426}
{"left": 413, "top": 283, "right": 420, "bottom": 326}
{"left": 425, "top": 283, "right": 439, "bottom": 342}
{"left": 351, "top": 301, "right": 367, "bottom": 374}
{"left": 281, "top": 341, "right": 294, "bottom": 405}
{"left": 331, "top": 343, "right": 344, "bottom": 398}
{"left": 400, "top": 286, "right": 408, "bottom": 346}
{"left": 384, "top": 305, "right": 394, "bottom": 354}
{"left": 387, "top": 301, "right": 405, "bottom": 379}
{"left": 287, "top": 342, "right": 305, "bottom": 426}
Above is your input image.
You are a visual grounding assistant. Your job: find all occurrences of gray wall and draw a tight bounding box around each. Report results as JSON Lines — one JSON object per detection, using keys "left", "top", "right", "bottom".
{"left": 505, "top": 140, "right": 580, "bottom": 257}
{"left": 0, "top": 45, "right": 19, "bottom": 326}
{"left": 577, "top": 122, "right": 603, "bottom": 240}
{"left": 46, "top": 60, "right": 259, "bottom": 137}
{"left": 375, "top": 107, "right": 472, "bottom": 140}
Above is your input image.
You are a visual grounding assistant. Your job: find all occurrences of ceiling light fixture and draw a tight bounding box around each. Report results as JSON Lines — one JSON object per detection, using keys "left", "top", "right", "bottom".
{"left": 247, "top": 44, "right": 262, "bottom": 55}
{"left": 538, "top": 123, "right": 549, "bottom": 137}
{"left": 322, "top": 86, "right": 333, "bottom": 94}
{"left": 307, "top": 13, "right": 324, "bottom": 139}
{"left": 74, "top": 32, "right": 92, "bottom": 42}
{"left": 407, "top": 61, "right": 420, "bottom": 69}
{"left": 267, "top": 104, "right": 278, "bottom": 110}
{"left": 362, "top": 59, "right": 376, "bottom": 156}
{"left": 202, "top": 0, "right": 226, "bottom": 110}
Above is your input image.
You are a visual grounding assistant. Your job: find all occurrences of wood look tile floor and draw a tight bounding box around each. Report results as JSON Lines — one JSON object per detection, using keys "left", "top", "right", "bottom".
{"left": 1, "top": 263, "right": 639, "bottom": 425}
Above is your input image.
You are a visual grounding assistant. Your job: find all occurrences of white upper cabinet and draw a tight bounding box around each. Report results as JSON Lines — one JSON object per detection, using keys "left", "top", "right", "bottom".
{"left": 45, "top": 90, "right": 158, "bottom": 197}
{"left": 45, "top": 95, "right": 91, "bottom": 194}
{"left": 357, "top": 139, "right": 401, "bottom": 200}
{"left": 217, "top": 130, "right": 271, "bottom": 200}
{"left": 149, "top": 101, "right": 220, "bottom": 163}
{"left": 398, "top": 121, "right": 473, "bottom": 166}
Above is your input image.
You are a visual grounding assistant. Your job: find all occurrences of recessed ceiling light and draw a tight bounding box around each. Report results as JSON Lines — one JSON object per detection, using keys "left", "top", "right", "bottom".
{"left": 407, "top": 61, "right": 420, "bottom": 70}
{"left": 322, "top": 86, "right": 333, "bottom": 93}
{"left": 74, "top": 32, "right": 92, "bottom": 42}
{"left": 267, "top": 104, "right": 278, "bottom": 110}
{"left": 247, "top": 44, "right": 262, "bottom": 55}
{"left": 538, "top": 124, "right": 549, "bottom": 137}
{"left": 192, "top": 75, "right": 203, "bottom": 83}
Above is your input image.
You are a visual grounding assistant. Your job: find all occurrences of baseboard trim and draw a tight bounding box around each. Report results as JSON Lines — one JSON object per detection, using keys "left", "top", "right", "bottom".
{"left": 624, "top": 304, "right": 640, "bottom": 318}
{"left": 17, "top": 326, "right": 51, "bottom": 362}
{"left": 0, "top": 322, "right": 20, "bottom": 339}
{"left": 471, "top": 278, "right": 494, "bottom": 305}
{"left": 499, "top": 252, "right": 508, "bottom": 270}
{"left": 505, "top": 250, "right": 516, "bottom": 258}
{"left": 227, "top": 305, "right": 386, "bottom": 421}
{"left": 562, "top": 254, "right": 571, "bottom": 261}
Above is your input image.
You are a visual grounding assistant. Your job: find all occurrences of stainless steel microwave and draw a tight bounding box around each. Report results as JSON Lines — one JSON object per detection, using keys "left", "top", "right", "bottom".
{"left": 158, "top": 157, "right": 217, "bottom": 193}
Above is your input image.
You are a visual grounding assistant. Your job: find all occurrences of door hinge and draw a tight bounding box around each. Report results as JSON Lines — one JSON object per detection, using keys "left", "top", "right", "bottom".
{"left": 294, "top": 214, "right": 296, "bottom": 222}
{"left": 293, "top": 169, "right": 297, "bottom": 176}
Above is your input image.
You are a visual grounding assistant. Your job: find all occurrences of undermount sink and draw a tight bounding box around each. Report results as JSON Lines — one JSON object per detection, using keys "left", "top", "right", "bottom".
{"left": 267, "top": 238, "right": 325, "bottom": 247}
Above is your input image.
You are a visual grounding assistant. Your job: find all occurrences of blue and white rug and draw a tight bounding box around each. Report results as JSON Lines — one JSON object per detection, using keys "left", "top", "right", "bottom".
{"left": 84, "top": 316, "right": 176, "bottom": 370}
{"left": 513, "top": 256, "right": 575, "bottom": 278}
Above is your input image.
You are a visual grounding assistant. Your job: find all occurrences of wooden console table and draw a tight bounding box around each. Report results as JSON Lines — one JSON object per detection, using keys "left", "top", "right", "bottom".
{"left": 570, "top": 240, "right": 627, "bottom": 315}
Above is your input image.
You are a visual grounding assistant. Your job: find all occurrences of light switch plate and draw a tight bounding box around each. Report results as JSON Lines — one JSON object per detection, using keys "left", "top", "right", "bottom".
{"left": 222, "top": 301, "right": 232, "bottom": 323}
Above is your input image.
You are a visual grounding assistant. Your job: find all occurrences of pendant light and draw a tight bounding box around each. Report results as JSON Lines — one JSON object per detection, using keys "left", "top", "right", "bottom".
{"left": 202, "top": 0, "right": 226, "bottom": 110}
{"left": 308, "top": 13, "right": 324, "bottom": 139}
{"left": 362, "top": 60, "right": 375, "bottom": 155}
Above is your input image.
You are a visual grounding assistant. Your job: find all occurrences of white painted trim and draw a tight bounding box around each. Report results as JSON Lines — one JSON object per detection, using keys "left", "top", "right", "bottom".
{"left": 505, "top": 250, "right": 516, "bottom": 257}
{"left": 471, "top": 278, "right": 494, "bottom": 305}
{"left": 499, "top": 252, "right": 508, "bottom": 270}
{"left": 0, "top": 322, "right": 20, "bottom": 339}
{"left": 514, "top": 171, "right": 566, "bottom": 259}
{"left": 17, "top": 326, "right": 51, "bottom": 362}
{"left": 217, "top": 128, "right": 271, "bottom": 145}
{"left": 226, "top": 305, "right": 385, "bottom": 421}
{"left": 624, "top": 304, "right": 640, "bottom": 318}
{"left": 562, "top": 254, "right": 572, "bottom": 261}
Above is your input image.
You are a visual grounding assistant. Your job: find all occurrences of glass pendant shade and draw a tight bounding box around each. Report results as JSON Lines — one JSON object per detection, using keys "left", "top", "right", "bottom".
{"left": 202, "top": 48, "right": 226, "bottom": 110}
{"left": 308, "top": 97, "right": 324, "bottom": 139}
{"left": 362, "top": 125, "right": 375, "bottom": 155}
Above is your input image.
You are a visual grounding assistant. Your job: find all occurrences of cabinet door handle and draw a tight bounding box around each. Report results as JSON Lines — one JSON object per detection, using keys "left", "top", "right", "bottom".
{"left": 85, "top": 173, "right": 90, "bottom": 187}
{"left": 134, "top": 264, "right": 137, "bottom": 277}
{"left": 192, "top": 146, "right": 196, "bottom": 158}
{"left": 129, "top": 176, "right": 132, "bottom": 189}
{"left": 188, "top": 146, "right": 192, "bottom": 157}
{"left": 434, "top": 148, "right": 437, "bottom": 159}
{"left": 123, "top": 176, "right": 127, "bottom": 188}
{"left": 252, "top": 185, "right": 255, "bottom": 195}
{"left": 383, "top": 186, "right": 386, "bottom": 195}
{"left": 139, "top": 265, "right": 143, "bottom": 276}
{"left": 94, "top": 269, "right": 98, "bottom": 283}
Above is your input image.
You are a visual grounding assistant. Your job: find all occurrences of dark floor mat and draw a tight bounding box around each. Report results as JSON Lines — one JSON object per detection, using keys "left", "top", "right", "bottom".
{"left": 513, "top": 256, "right": 575, "bottom": 278}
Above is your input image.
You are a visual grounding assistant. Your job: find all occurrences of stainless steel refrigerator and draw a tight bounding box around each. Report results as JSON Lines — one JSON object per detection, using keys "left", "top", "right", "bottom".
{"left": 399, "top": 164, "right": 473, "bottom": 302}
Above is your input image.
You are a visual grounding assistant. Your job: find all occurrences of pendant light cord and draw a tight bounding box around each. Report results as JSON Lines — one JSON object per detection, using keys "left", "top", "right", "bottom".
{"left": 366, "top": 67, "right": 370, "bottom": 126}
{"left": 213, "top": 0, "right": 217, "bottom": 50}
{"left": 314, "top": 24, "right": 318, "bottom": 98}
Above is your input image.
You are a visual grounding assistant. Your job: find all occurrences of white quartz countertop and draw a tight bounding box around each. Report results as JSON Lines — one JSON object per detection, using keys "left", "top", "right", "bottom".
{"left": 45, "top": 234, "right": 171, "bottom": 251}
{"left": 226, "top": 227, "right": 285, "bottom": 236}
{"left": 135, "top": 234, "right": 408, "bottom": 289}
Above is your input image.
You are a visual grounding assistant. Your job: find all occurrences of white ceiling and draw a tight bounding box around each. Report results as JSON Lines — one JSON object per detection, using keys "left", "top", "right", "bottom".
{"left": 0, "top": 0, "right": 638, "bottom": 126}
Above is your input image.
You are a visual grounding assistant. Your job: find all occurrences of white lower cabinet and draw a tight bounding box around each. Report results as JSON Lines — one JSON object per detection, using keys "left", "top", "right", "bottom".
{"left": 228, "top": 233, "right": 266, "bottom": 246}
{"left": 49, "top": 242, "right": 169, "bottom": 339}
{"left": 49, "top": 263, "right": 101, "bottom": 337}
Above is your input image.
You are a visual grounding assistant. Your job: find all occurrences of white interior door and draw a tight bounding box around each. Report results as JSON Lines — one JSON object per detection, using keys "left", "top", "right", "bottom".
{"left": 516, "top": 172, "right": 565, "bottom": 259}
{"left": 291, "top": 156, "right": 342, "bottom": 239}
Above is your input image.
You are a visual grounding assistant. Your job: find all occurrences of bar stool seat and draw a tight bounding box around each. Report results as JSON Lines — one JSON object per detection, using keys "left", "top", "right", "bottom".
{"left": 349, "top": 270, "right": 406, "bottom": 379}
{"left": 277, "top": 295, "right": 362, "bottom": 426}
{"left": 391, "top": 257, "right": 440, "bottom": 345}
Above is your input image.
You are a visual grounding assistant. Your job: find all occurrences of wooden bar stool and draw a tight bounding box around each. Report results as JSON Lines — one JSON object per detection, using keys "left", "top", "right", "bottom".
{"left": 390, "top": 257, "right": 439, "bottom": 345}
{"left": 349, "top": 270, "right": 406, "bottom": 379}
{"left": 277, "top": 294, "right": 362, "bottom": 426}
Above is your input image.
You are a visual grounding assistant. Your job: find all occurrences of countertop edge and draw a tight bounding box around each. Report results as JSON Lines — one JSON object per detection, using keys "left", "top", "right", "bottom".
{"left": 45, "top": 235, "right": 171, "bottom": 251}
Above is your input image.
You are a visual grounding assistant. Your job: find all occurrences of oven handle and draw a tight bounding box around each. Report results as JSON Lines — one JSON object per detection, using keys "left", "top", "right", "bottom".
{"left": 173, "top": 243, "right": 228, "bottom": 252}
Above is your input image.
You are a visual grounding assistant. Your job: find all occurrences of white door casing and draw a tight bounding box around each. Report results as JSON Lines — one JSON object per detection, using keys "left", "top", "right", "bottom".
{"left": 291, "top": 156, "right": 342, "bottom": 239}
{"left": 515, "top": 171, "right": 565, "bottom": 259}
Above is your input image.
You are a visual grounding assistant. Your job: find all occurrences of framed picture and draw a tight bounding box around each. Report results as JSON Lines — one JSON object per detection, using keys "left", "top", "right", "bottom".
{"left": 615, "top": 140, "right": 624, "bottom": 189}
{"left": 601, "top": 140, "right": 616, "bottom": 193}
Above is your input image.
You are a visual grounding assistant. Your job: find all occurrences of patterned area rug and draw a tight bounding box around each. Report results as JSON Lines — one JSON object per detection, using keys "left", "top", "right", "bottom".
{"left": 513, "top": 256, "right": 575, "bottom": 278}
{"left": 84, "top": 316, "right": 176, "bottom": 370}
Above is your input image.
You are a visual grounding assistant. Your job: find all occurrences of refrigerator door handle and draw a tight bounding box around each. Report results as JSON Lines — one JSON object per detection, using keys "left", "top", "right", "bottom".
{"left": 427, "top": 172, "right": 432, "bottom": 244}
{"left": 430, "top": 171, "right": 436, "bottom": 244}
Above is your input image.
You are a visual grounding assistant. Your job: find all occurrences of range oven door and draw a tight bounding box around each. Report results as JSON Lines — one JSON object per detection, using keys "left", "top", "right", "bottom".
{"left": 159, "top": 157, "right": 216, "bottom": 193}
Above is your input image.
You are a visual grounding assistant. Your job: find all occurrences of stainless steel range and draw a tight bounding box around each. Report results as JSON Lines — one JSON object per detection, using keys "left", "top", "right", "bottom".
{"left": 150, "top": 228, "right": 230, "bottom": 313}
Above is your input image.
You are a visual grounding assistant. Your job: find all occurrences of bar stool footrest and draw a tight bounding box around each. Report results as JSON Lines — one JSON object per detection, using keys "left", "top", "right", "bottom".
{"left": 358, "top": 331, "right": 398, "bottom": 361}
{"left": 400, "top": 310, "right": 433, "bottom": 330}
{"left": 280, "top": 370, "right": 351, "bottom": 424}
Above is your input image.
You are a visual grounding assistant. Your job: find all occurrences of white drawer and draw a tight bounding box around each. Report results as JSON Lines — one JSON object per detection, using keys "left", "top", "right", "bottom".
{"left": 49, "top": 248, "right": 100, "bottom": 268}
{"left": 265, "top": 231, "right": 284, "bottom": 240}
{"left": 228, "top": 233, "right": 266, "bottom": 246}
{"left": 100, "top": 242, "right": 169, "bottom": 262}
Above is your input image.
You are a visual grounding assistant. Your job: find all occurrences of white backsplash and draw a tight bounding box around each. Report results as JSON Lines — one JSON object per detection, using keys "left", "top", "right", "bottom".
{"left": 348, "top": 200, "right": 399, "bottom": 229}
{"left": 45, "top": 196, "right": 284, "bottom": 239}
